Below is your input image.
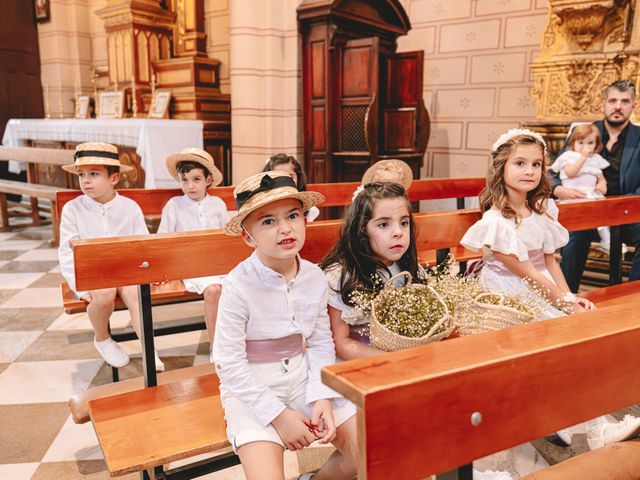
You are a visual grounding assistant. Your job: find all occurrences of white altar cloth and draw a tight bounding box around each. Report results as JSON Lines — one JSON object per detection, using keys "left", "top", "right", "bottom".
{"left": 2, "top": 118, "right": 204, "bottom": 188}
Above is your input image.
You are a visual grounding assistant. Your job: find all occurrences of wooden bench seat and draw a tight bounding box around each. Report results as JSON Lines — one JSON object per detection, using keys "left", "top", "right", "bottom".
{"left": 61, "top": 279, "right": 202, "bottom": 314}
{"left": 0, "top": 146, "right": 74, "bottom": 245}
{"left": 88, "top": 371, "right": 230, "bottom": 477}
{"left": 522, "top": 439, "right": 640, "bottom": 480}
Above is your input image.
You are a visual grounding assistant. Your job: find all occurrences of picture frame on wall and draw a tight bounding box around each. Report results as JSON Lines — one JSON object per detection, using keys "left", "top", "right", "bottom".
{"left": 34, "top": 0, "right": 50, "bottom": 22}
{"left": 148, "top": 89, "right": 171, "bottom": 119}
{"left": 97, "top": 91, "right": 125, "bottom": 119}
{"left": 75, "top": 95, "right": 90, "bottom": 119}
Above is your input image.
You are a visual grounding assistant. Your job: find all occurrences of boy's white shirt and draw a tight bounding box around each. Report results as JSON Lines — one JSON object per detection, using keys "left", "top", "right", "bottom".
{"left": 58, "top": 193, "right": 149, "bottom": 297}
{"left": 156, "top": 194, "right": 229, "bottom": 233}
{"left": 212, "top": 251, "right": 341, "bottom": 427}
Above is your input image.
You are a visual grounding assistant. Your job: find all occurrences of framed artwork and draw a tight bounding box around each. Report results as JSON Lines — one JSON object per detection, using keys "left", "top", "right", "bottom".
{"left": 75, "top": 95, "right": 90, "bottom": 118}
{"left": 34, "top": 0, "right": 50, "bottom": 22}
{"left": 148, "top": 89, "right": 171, "bottom": 119}
{"left": 97, "top": 91, "right": 125, "bottom": 119}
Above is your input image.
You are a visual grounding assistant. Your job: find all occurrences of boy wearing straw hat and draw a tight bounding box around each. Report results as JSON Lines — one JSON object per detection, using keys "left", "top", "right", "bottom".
{"left": 352, "top": 159, "right": 413, "bottom": 201}
{"left": 158, "top": 148, "right": 228, "bottom": 342}
{"left": 212, "top": 171, "right": 357, "bottom": 480}
{"left": 58, "top": 142, "right": 164, "bottom": 371}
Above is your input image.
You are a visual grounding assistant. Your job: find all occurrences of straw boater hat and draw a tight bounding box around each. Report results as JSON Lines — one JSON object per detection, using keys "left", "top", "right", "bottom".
{"left": 166, "top": 148, "right": 223, "bottom": 186}
{"left": 361, "top": 159, "right": 413, "bottom": 191}
{"left": 224, "top": 171, "right": 325, "bottom": 236}
{"left": 62, "top": 142, "right": 132, "bottom": 174}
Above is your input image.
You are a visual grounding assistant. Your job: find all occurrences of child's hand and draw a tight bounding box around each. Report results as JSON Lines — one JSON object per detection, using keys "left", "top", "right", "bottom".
{"left": 580, "top": 145, "right": 594, "bottom": 156}
{"left": 311, "top": 399, "right": 336, "bottom": 444}
{"left": 596, "top": 181, "right": 607, "bottom": 195}
{"left": 576, "top": 297, "right": 596, "bottom": 311}
{"left": 271, "top": 409, "right": 317, "bottom": 451}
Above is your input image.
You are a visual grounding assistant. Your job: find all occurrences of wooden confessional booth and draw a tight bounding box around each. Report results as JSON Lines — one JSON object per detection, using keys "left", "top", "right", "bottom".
{"left": 298, "top": 0, "right": 430, "bottom": 184}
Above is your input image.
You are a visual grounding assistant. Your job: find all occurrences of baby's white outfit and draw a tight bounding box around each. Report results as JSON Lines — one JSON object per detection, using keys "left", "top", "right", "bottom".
{"left": 58, "top": 193, "right": 149, "bottom": 298}
{"left": 550, "top": 151, "right": 612, "bottom": 250}
{"left": 461, "top": 200, "right": 569, "bottom": 320}
{"left": 550, "top": 151, "right": 609, "bottom": 198}
{"left": 157, "top": 194, "right": 228, "bottom": 293}
{"left": 212, "top": 252, "right": 355, "bottom": 450}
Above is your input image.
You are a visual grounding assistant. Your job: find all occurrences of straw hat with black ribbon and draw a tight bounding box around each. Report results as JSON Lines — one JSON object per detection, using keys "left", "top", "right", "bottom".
{"left": 62, "top": 142, "right": 132, "bottom": 174}
{"left": 361, "top": 159, "right": 413, "bottom": 191}
{"left": 224, "top": 171, "right": 325, "bottom": 236}
{"left": 166, "top": 148, "right": 223, "bottom": 187}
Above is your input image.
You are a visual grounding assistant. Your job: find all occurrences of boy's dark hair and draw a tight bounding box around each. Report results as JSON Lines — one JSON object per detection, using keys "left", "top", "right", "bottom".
{"left": 176, "top": 160, "right": 211, "bottom": 178}
{"left": 263, "top": 153, "right": 307, "bottom": 191}
{"left": 106, "top": 165, "right": 120, "bottom": 176}
{"left": 319, "top": 182, "right": 419, "bottom": 306}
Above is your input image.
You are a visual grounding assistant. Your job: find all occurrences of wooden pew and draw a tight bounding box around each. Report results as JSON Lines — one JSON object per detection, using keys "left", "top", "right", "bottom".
{"left": 322, "top": 298, "right": 640, "bottom": 479}
{"left": 67, "top": 195, "right": 640, "bottom": 479}
{"left": 0, "top": 146, "right": 75, "bottom": 245}
{"left": 55, "top": 176, "right": 487, "bottom": 213}
{"left": 57, "top": 177, "right": 486, "bottom": 314}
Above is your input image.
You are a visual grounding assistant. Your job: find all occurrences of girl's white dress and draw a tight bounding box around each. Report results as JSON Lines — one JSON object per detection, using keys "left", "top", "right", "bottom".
{"left": 550, "top": 151, "right": 609, "bottom": 198}
{"left": 460, "top": 200, "right": 569, "bottom": 320}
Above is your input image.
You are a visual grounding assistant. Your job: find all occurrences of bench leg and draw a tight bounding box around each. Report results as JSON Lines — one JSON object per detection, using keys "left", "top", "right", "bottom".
{"left": 138, "top": 283, "right": 158, "bottom": 387}
{"left": 49, "top": 199, "right": 60, "bottom": 246}
{"left": 609, "top": 225, "right": 623, "bottom": 285}
{"left": 29, "top": 197, "right": 41, "bottom": 226}
{"left": 436, "top": 464, "right": 473, "bottom": 480}
{"left": 0, "top": 193, "right": 9, "bottom": 230}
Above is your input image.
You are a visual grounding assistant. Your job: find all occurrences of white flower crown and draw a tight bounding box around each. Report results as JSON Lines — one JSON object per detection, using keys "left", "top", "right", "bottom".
{"left": 491, "top": 128, "right": 547, "bottom": 156}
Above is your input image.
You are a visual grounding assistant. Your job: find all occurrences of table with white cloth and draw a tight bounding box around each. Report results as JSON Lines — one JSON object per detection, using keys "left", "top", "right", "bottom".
{"left": 2, "top": 118, "right": 204, "bottom": 188}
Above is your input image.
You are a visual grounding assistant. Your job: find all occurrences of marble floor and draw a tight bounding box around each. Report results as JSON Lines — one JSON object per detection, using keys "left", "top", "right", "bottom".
{"left": 0, "top": 222, "right": 635, "bottom": 480}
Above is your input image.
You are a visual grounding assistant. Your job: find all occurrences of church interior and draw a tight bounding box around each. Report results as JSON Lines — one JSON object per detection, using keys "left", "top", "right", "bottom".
{"left": 1, "top": 0, "right": 640, "bottom": 479}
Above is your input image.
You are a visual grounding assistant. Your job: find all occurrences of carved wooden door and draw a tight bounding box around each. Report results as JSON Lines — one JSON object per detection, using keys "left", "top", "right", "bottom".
{"left": 333, "top": 37, "right": 379, "bottom": 182}
{"left": 382, "top": 51, "right": 429, "bottom": 158}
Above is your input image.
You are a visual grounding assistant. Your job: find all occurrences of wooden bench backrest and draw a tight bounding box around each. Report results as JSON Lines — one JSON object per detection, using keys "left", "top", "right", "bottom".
{"left": 71, "top": 196, "right": 640, "bottom": 291}
{"left": 55, "top": 177, "right": 487, "bottom": 214}
{"left": 0, "top": 146, "right": 74, "bottom": 166}
{"left": 322, "top": 297, "right": 640, "bottom": 479}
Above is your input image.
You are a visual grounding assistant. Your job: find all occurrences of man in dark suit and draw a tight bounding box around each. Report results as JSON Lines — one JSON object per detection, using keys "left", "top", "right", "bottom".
{"left": 552, "top": 80, "right": 640, "bottom": 292}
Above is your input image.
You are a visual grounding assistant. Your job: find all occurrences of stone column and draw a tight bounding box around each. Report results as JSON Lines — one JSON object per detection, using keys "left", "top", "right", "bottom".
{"left": 228, "top": 0, "right": 302, "bottom": 183}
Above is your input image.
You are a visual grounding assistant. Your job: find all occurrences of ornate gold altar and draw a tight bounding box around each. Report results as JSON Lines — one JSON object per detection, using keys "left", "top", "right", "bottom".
{"left": 527, "top": 0, "right": 639, "bottom": 159}
{"left": 93, "top": 0, "right": 232, "bottom": 183}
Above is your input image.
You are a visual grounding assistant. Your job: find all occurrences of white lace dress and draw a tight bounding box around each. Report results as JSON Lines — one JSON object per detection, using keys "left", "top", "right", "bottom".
{"left": 324, "top": 263, "right": 403, "bottom": 344}
{"left": 460, "top": 201, "right": 569, "bottom": 320}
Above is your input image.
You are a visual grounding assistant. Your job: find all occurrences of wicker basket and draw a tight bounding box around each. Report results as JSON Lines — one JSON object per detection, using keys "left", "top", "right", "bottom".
{"left": 370, "top": 272, "right": 454, "bottom": 352}
{"left": 455, "top": 292, "right": 534, "bottom": 336}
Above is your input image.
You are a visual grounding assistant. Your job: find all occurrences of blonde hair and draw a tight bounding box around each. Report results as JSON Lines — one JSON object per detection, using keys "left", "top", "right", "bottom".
{"left": 479, "top": 133, "right": 551, "bottom": 222}
{"left": 568, "top": 124, "right": 602, "bottom": 153}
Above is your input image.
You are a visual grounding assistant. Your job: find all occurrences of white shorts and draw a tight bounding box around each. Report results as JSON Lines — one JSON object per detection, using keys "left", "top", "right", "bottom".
{"left": 183, "top": 275, "right": 224, "bottom": 295}
{"left": 221, "top": 353, "right": 356, "bottom": 450}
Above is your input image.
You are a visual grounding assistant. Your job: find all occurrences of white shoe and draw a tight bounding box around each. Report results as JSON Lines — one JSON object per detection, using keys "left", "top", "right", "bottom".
{"left": 556, "top": 428, "right": 573, "bottom": 446}
{"left": 154, "top": 351, "right": 165, "bottom": 372}
{"left": 297, "top": 473, "right": 316, "bottom": 480}
{"left": 94, "top": 337, "right": 129, "bottom": 368}
{"left": 587, "top": 415, "right": 640, "bottom": 450}
{"left": 473, "top": 469, "right": 513, "bottom": 480}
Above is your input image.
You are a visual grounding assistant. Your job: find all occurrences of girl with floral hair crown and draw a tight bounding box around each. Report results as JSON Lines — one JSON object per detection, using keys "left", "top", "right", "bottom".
{"left": 461, "top": 128, "right": 640, "bottom": 450}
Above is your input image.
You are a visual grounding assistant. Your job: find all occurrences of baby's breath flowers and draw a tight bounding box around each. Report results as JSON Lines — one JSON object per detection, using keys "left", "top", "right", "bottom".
{"left": 349, "top": 256, "right": 545, "bottom": 344}
{"left": 373, "top": 286, "right": 449, "bottom": 338}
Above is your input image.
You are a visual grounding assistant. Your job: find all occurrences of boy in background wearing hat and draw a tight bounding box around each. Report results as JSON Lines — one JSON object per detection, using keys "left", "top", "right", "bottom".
{"left": 212, "top": 171, "right": 357, "bottom": 480}
{"left": 158, "top": 148, "right": 228, "bottom": 343}
{"left": 352, "top": 159, "right": 413, "bottom": 201}
{"left": 58, "top": 142, "right": 164, "bottom": 371}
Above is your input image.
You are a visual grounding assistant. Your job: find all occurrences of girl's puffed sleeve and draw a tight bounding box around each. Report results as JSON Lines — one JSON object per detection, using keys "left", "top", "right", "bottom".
{"left": 461, "top": 212, "right": 530, "bottom": 261}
